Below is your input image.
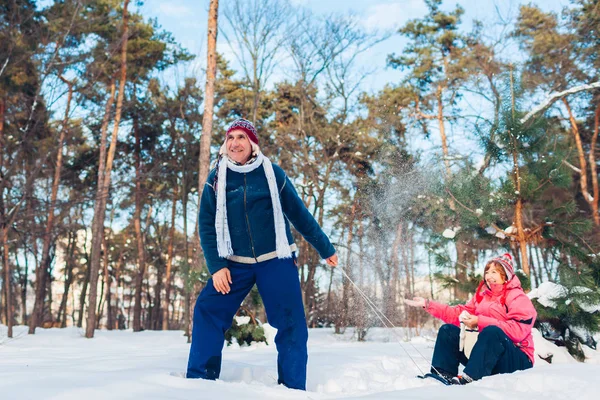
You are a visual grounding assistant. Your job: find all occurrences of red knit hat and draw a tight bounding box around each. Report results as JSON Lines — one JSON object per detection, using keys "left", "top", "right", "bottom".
{"left": 489, "top": 253, "right": 515, "bottom": 281}
{"left": 226, "top": 118, "right": 258, "bottom": 145}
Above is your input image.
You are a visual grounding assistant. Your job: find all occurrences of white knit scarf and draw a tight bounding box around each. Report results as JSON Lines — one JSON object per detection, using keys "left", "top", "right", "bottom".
{"left": 215, "top": 151, "right": 292, "bottom": 260}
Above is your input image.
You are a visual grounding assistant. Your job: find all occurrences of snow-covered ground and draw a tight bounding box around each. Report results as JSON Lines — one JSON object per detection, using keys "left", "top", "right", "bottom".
{"left": 1, "top": 325, "right": 599, "bottom": 400}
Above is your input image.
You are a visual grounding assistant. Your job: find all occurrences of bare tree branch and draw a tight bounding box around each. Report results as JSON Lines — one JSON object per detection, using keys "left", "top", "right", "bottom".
{"left": 562, "top": 159, "right": 582, "bottom": 174}
{"left": 0, "top": 56, "right": 9, "bottom": 78}
{"left": 521, "top": 81, "right": 600, "bottom": 124}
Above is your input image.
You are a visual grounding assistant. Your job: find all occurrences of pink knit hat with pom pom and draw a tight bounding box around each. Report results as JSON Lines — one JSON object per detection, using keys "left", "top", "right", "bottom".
{"left": 489, "top": 253, "right": 515, "bottom": 281}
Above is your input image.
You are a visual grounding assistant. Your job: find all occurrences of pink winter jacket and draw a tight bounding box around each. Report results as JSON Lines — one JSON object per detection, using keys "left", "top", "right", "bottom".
{"left": 426, "top": 275, "right": 537, "bottom": 364}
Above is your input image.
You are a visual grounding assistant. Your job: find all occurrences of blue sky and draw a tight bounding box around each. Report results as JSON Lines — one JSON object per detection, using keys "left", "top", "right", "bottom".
{"left": 136, "top": 0, "right": 571, "bottom": 189}
{"left": 139, "top": 0, "right": 569, "bottom": 94}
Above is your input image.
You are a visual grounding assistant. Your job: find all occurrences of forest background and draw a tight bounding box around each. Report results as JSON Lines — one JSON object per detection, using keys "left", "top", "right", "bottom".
{"left": 1, "top": 0, "right": 600, "bottom": 360}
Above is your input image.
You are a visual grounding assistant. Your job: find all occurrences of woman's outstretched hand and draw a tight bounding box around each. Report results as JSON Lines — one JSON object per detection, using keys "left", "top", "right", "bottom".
{"left": 403, "top": 297, "right": 426, "bottom": 308}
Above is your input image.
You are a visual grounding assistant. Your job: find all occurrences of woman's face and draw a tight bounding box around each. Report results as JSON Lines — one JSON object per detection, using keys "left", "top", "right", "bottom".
{"left": 227, "top": 129, "right": 253, "bottom": 164}
{"left": 485, "top": 263, "right": 507, "bottom": 286}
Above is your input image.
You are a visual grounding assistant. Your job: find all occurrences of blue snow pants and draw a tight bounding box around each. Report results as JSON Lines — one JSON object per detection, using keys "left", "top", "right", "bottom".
{"left": 431, "top": 324, "right": 532, "bottom": 380}
{"left": 186, "top": 257, "right": 308, "bottom": 390}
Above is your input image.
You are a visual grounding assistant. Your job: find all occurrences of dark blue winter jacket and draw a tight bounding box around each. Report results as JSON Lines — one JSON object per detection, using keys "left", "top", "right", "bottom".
{"left": 199, "top": 162, "right": 335, "bottom": 274}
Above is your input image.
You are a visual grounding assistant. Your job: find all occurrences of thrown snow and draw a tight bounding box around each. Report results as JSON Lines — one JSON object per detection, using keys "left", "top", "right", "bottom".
{"left": 1, "top": 325, "right": 599, "bottom": 399}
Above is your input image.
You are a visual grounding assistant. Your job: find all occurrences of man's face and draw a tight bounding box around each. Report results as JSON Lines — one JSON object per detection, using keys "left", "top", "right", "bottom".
{"left": 227, "top": 129, "right": 252, "bottom": 164}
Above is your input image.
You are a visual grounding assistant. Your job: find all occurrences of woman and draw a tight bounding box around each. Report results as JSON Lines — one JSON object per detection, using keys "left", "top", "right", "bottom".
{"left": 187, "top": 118, "right": 338, "bottom": 391}
{"left": 405, "top": 253, "right": 536, "bottom": 384}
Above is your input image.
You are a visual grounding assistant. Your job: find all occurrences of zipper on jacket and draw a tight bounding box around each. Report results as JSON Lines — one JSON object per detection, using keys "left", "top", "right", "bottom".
{"left": 243, "top": 174, "right": 258, "bottom": 261}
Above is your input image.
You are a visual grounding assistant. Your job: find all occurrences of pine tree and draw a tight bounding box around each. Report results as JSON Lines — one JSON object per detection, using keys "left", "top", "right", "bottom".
{"left": 497, "top": 73, "right": 599, "bottom": 360}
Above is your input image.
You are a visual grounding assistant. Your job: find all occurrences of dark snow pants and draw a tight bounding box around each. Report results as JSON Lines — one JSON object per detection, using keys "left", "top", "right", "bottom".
{"left": 431, "top": 324, "right": 532, "bottom": 380}
{"left": 186, "top": 257, "right": 308, "bottom": 390}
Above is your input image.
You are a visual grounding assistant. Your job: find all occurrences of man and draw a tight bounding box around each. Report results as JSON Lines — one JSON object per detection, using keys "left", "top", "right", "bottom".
{"left": 187, "top": 118, "right": 338, "bottom": 390}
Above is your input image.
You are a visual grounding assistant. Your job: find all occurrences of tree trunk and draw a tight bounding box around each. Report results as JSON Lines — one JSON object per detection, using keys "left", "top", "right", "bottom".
{"left": 355, "top": 222, "right": 366, "bottom": 335}
{"left": 117, "top": 256, "right": 124, "bottom": 329}
{"left": 326, "top": 225, "right": 344, "bottom": 325}
{"left": 21, "top": 249, "right": 29, "bottom": 325}
{"left": 29, "top": 80, "right": 74, "bottom": 334}
{"left": 126, "top": 290, "right": 132, "bottom": 328}
{"left": 427, "top": 243, "right": 435, "bottom": 300}
{"left": 252, "top": 78, "right": 260, "bottom": 125}
{"left": 409, "top": 231, "right": 415, "bottom": 294}
{"left": 390, "top": 221, "right": 402, "bottom": 321}
{"left": 0, "top": 99, "right": 4, "bottom": 329}
{"left": 437, "top": 85, "right": 469, "bottom": 291}
{"left": 562, "top": 97, "right": 597, "bottom": 224}
{"left": 13, "top": 256, "right": 21, "bottom": 325}
{"left": 194, "top": 0, "right": 220, "bottom": 276}
{"left": 302, "top": 177, "right": 331, "bottom": 324}
{"left": 47, "top": 257, "right": 54, "bottom": 323}
{"left": 57, "top": 230, "right": 76, "bottom": 327}
{"left": 437, "top": 85, "right": 452, "bottom": 178}
{"left": 173, "top": 292, "right": 181, "bottom": 328}
{"left": 153, "top": 259, "right": 163, "bottom": 330}
{"left": 316, "top": 163, "right": 334, "bottom": 226}
{"left": 325, "top": 262, "right": 335, "bottom": 324}
{"left": 144, "top": 278, "right": 151, "bottom": 329}
{"left": 2, "top": 227, "right": 12, "bottom": 337}
{"left": 563, "top": 98, "right": 594, "bottom": 216}
{"left": 103, "top": 245, "right": 113, "bottom": 331}
{"left": 454, "top": 240, "right": 470, "bottom": 300}
{"left": 168, "top": 267, "right": 177, "bottom": 328}
{"left": 110, "top": 255, "right": 123, "bottom": 330}
{"left": 405, "top": 223, "right": 414, "bottom": 295}
{"left": 86, "top": 0, "right": 129, "bottom": 339}
{"left": 84, "top": 76, "right": 116, "bottom": 321}
{"left": 515, "top": 205, "right": 529, "bottom": 276}
{"left": 529, "top": 244, "right": 540, "bottom": 288}
{"left": 507, "top": 69, "right": 529, "bottom": 278}
{"left": 514, "top": 200, "right": 529, "bottom": 276}
{"left": 540, "top": 247, "right": 553, "bottom": 281}
{"left": 162, "top": 187, "right": 177, "bottom": 330}
{"left": 198, "top": 0, "right": 220, "bottom": 201}
{"left": 337, "top": 200, "right": 357, "bottom": 333}
{"left": 589, "top": 103, "right": 600, "bottom": 226}
{"left": 182, "top": 187, "right": 191, "bottom": 341}
{"left": 511, "top": 141, "right": 530, "bottom": 277}
{"left": 132, "top": 108, "right": 146, "bottom": 332}
{"left": 96, "top": 234, "right": 110, "bottom": 328}
{"left": 0, "top": 96, "right": 13, "bottom": 337}
{"left": 78, "top": 258, "right": 90, "bottom": 328}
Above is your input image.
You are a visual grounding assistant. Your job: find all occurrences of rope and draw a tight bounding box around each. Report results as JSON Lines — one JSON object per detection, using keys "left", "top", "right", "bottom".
{"left": 0, "top": 329, "right": 28, "bottom": 346}
{"left": 336, "top": 266, "right": 447, "bottom": 379}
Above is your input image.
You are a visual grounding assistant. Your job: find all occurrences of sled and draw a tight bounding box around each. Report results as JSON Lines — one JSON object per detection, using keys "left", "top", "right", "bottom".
{"left": 417, "top": 373, "right": 452, "bottom": 386}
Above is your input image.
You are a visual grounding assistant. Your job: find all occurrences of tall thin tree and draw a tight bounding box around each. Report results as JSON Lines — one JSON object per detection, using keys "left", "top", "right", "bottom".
{"left": 86, "top": 0, "right": 130, "bottom": 339}
{"left": 132, "top": 85, "right": 146, "bottom": 332}
{"left": 162, "top": 186, "right": 177, "bottom": 330}
{"left": 198, "top": 0, "right": 220, "bottom": 196}
{"left": 29, "top": 78, "right": 75, "bottom": 334}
